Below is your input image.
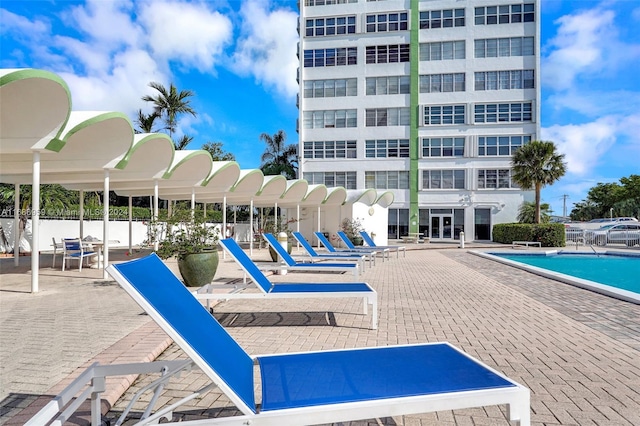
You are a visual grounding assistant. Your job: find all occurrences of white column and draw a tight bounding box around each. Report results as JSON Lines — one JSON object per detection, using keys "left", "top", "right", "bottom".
{"left": 31, "top": 151, "right": 40, "bottom": 292}
{"left": 249, "top": 199, "right": 254, "bottom": 256}
{"left": 79, "top": 190, "right": 84, "bottom": 239}
{"left": 103, "top": 169, "right": 110, "bottom": 279}
{"left": 317, "top": 206, "right": 321, "bottom": 248}
{"left": 296, "top": 204, "right": 301, "bottom": 251}
{"left": 222, "top": 195, "right": 227, "bottom": 259}
{"left": 153, "top": 180, "right": 159, "bottom": 252}
{"left": 128, "top": 196, "right": 133, "bottom": 255}
{"left": 13, "top": 184, "right": 19, "bottom": 266}
{"left": 191, "top": 188, "right": 195, "bottom": 218}
{"left": 274, "top": 202, "right": 278, "bottom": 233}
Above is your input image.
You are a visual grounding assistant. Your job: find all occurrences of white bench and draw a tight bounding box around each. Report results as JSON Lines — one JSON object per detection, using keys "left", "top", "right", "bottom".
{"left": 512, "top": 241, "right": 542, "bottom": 249}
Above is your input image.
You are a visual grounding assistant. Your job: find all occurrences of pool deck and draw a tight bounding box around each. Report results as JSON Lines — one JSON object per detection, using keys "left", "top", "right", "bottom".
{"left": 1, "top": 243, "right": 639, "bottom": 425}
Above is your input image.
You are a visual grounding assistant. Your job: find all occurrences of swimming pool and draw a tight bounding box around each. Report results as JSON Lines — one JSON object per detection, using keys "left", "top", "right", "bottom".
{"left": 472, "top": 251, "right": 640, "bottom": 304}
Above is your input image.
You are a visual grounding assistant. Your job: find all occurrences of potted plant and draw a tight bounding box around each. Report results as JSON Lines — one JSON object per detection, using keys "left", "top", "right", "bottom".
{"left": 262, "top": 216, "right": 296, "bottom": 261}
{"left": 341, "top": 217, "right": 364, "bottom": 246}
{"left": 152, "top": 207, "right": 221, "bottom": 287}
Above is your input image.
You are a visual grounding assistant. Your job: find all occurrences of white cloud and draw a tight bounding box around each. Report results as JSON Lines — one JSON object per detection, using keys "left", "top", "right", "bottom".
{"left": 65, "top": 0, "right": 142, "bottom": 48}
{"left": 138, "top": 1, "right": 232, "bottom": 72}
{"left": 542, "top": 8, "right": 616, "bottom": 90}
{"left": 59, "top": 49, "right": 167, "bottom": 114}
{"left": 231, "top": 0, "right": 299, "bottom": 98}
{"left": 542, "top": 117, "right": 620, "bottom": 176}
{"left": 546, "top": 89, "right": 640, "bottom": 118}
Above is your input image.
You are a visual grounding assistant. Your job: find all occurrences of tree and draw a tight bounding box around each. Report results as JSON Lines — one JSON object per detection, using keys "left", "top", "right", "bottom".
{"left": 174, "top": 135, "right": 193, "bottom": 150}
{"left": 570, "top": 174, "right": 640, "bottom": 220}
{"left": 202, "top": 141, "right": 235, "bottom": 161}
{"left": 0, "top": 184, "right": 78, "bottom": 252}
{"left": 141, "top": 82, "right": 197, "bottom": 141}
{"left": 511, "top": 140, "right": 567, "bottom": 224}
{"left": 134, "top": 109, "right": 159, "bottom": 134}
{"left": 259, "top": 130, "right": 298, "bottom": 179}
{"left": 517, "top": 201, "right": 551, "bottom": 223}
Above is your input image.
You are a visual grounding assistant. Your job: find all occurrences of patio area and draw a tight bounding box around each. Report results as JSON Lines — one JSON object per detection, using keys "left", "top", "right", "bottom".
{"left": 1, "top": 244, "right": 639, "bottom": 425}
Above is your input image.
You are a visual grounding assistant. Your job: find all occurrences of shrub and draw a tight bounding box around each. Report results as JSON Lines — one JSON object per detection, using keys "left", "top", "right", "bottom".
{"left": 492, "top": 223, "right": 566, "bottom": 247}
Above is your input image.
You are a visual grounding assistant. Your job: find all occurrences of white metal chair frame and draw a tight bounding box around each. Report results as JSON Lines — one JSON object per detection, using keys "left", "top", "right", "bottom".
{"left": 61, "top": 238, "right": 96, "bottom": 271}
{"left": 51, "top": 237, "right": 64, "bottom": 268}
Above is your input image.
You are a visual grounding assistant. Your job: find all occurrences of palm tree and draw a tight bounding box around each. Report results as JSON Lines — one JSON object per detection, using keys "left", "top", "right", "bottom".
{"left": 142, "top": 82, "right": 197, "bottom": 141}
{"left": 517, "top": 201, "right": 551, "bottom": 223}
{"left": 511, "top": 140, "right": 567, "bottom": 224}
{"left": 259, "top": 130, "right": 298, "bottom": 179}
{"left": 134, "top": 109, "right": 159, "bottom": 134}
{"left": 174, "top": 135, "right": 194, "bottom": 150}
{"left": 0, "top": 184, "right": 78, "bottom": 252}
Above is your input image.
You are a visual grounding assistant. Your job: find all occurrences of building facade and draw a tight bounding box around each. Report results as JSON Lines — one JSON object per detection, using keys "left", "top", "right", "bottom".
{"left": 298, "top": 0, "right": 539, "bottom": 242}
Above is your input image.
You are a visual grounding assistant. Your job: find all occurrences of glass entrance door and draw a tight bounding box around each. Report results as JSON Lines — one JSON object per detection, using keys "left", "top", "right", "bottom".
{"left": 431, "top": 215, "right": 453, "bottom": 240}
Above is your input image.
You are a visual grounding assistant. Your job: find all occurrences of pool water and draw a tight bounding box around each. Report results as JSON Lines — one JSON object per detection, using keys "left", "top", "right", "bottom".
{"left": 495, "top": 253, "right": 640, "bottom": 294}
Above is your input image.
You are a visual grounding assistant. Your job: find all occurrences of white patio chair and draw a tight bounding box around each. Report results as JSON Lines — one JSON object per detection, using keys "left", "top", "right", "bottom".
{"left": 51, "top": 237, "right": 64, "bottom": 268}
{"left": 62, "top": 238, "right": 96, "bottom": 271}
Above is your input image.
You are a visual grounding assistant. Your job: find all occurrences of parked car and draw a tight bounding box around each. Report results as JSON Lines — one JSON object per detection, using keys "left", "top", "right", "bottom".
{"left": 585, "top": 223, "right": 640, "bottom": 247}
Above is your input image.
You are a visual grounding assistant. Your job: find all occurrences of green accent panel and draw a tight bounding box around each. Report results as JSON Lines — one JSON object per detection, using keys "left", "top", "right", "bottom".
{"left": 409, "top": 1, "right": 420, "bottom": 234}
{"left": 44, "top": 138, "right": 65, "bottom": 152}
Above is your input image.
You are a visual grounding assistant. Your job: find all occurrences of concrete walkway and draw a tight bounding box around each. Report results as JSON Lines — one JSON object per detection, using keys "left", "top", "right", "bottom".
{"left": 1, "top": 244, "right": 639, "bottom": 425}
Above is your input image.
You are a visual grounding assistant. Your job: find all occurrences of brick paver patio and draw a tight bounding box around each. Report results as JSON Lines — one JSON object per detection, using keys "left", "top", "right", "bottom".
{"left": 104, "top": 248, "right": 640, "bottom": 425}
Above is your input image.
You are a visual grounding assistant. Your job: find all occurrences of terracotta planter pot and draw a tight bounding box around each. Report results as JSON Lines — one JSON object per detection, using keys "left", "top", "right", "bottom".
{"left": 177, "top": 250, "right": 219, "bottom": 287}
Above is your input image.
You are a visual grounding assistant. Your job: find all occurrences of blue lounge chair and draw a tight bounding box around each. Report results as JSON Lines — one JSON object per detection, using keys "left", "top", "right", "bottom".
{"left": 315, "top": 231, "right": 389, "bottom": 262}
{"left": 292, "top": 231, "right": 372, "bottom": 269}
{"left": 359, "top": 230, "right": 407, "bottom": 258}
{"left": 28, "top": 253, "right": 530, "bottom": 426}
{"left": 196, "top": 238, "right": 378, "bottom": 329}
{"left": 262, "top": 233, "right": 360, "bottom": 280}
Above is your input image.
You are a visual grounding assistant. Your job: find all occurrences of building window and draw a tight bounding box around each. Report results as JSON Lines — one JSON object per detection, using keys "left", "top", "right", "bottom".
{"left": 304, "top": 78, "right": 357, "bottom": 98}
{"left": 365, "top": 171, "right": 410, "bottom": 189}
{"left": 474, "top": 37, "right": 534, "bottom": 58}
{"left": 419, "top": 8, "right": 465, "bottom": 29}
{"left": 419, "top": 41, "right": 465, "bottom": 61}
{"left": 303, "top": 109, "right": 357, "bottom": 128}
{"left": 421, "top": 137, "right": 465, "bottom": 157}
{"left": 303, "top": 47, "right": 357, "bottom": 67}
{"left": 423, "top": 105, "right": 466, "bottom": 125}
{"left": 365, "top": 108, "right": 410, "bottom": 126}
{"left": 303, "top": 140, "right": 357, "bottom": 159}
{"left": 305, "top": 0, "right": 357, "bottom": 5}
{"left": 474, "top": 102, "right": 532, "bottom": 123}
{"left": 420, "top": 73, "right": 465, "bottom": 93}
{"left": 303, "top": 171, "right": 357, "bottom": 189}
{"left": 305, "top": 16, "right": 356, "bottom": 37}
{"left": 475, "top": 70, "right": 534, "bottom": 90}
{"left": 366, "top": 12, "right": 409, "bottom": 32}
{"left": 422, "top": 170, "right": 466, "bottom": 189}
{"left": 478, "top": 135, "right": 531, "bottom": 156}
{"left": 365, "top": 139, "right": 410, "bottom": 158}
{"left": 474, "top": 3, "right": 535, "bottom": 25}
{"left": 478, "top": 169, "right": 519, "bottom": 189}
{"left": 366, "top": 76, "right": 410, "bottom": 95}
{"left": 365, "top": 44, "right": 410, "bottom": 64}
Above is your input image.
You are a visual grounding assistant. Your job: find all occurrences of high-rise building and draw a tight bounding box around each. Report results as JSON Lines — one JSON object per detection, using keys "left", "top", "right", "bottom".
{"left": 298, "top": 0, "right": 539, "bottom": 242}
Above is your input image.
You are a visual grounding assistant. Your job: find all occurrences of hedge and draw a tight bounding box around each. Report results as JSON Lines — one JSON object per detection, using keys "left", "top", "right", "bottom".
{"left": 492, "top": 223, "right": 566, "bottom": 247}
{"left": 29, "top": 206, "right": 225, "bottom": 222}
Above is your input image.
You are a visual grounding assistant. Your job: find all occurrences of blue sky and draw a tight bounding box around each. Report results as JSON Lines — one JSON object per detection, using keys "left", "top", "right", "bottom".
{"left": 1, "top": 0, "right": 639, "bottom": 217}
